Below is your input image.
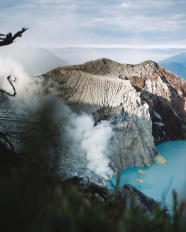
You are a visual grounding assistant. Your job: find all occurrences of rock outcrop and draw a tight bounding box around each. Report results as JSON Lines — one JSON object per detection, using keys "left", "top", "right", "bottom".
{"left": 63, "top": 177, "right": 158, "bottom": 216}
{"left": 42, "top": 59, "right": 156, "bottom": 177}
{"left": 118, "top": 60, "right": 186, "bottom": 144}
{"left": 119, "top": 184, "right": 158, "bottom": 215}
{"left": 43, "top": 58, "right": 186, "bottom": 144}
{"left": 1, "top": 58, "right": 185, "bottom": 183}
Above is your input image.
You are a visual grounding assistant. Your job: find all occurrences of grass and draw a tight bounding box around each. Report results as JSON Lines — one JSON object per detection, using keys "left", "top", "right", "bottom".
{"left": 0, "top": 145, "right": 185, "bottom": 232}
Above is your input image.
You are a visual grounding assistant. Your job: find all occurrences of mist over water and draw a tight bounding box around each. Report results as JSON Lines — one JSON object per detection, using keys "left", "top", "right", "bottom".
{"left": 0, "top": 56, "right": 113, "bottom": 179}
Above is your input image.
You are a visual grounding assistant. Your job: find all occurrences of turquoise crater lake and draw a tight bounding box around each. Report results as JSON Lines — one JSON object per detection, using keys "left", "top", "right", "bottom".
{"left": 107, "top": 141, "right": 186, "bottom": 210}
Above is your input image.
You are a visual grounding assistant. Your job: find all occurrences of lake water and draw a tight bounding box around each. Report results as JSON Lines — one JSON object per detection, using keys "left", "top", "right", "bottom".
{"left": 107, "top": 141, "right": 186, "bottom": 211}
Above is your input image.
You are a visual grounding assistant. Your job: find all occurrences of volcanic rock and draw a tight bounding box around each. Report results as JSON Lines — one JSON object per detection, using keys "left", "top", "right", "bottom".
{"left": 1, "top": 58, "right": 185, "bottom": 183}
{"left": 63, "top": 177, "right": 158, "bottom": 215}
{"left": 43, "top": 58, "right": 186, "bottom": 144}
{"left": 42, "top": 59, "right": 157, "bottom": 175}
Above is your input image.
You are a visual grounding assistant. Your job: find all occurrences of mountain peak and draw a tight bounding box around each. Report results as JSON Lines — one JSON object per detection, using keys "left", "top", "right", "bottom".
{"left": 140, "top": 60, "right": 158, "bottom": 65}
{"left": 48, "top": 58, "right": 163, "bottom": 79}
{"left": 83, "top": 58, "right": 119, "bottom": 66}
{"left": 66, "top": 58, "right": 121, "bottom": 76}
{"left": 160, "top": 52, "right": 186, "bottom": 64}
{"left": 159, "top": 52, "right": 186, "bottom": 79}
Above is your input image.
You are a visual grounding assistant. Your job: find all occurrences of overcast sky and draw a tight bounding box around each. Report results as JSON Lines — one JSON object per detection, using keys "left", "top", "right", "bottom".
{"left": 1, "top": 0, "right": 186, "bottom": 48}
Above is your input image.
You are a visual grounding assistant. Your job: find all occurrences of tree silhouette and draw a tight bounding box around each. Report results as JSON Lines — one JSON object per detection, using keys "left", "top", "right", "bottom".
{"left": 0, "top": 27, "right": 28, "bottom": 47}
{"left": 0, "top": 28, "right": 28, "bottom": 152}
{"left": 0, "top": 27, "right": 28, "bottom": 95}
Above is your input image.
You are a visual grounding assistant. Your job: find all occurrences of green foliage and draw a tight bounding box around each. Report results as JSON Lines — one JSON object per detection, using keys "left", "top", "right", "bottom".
{"left": 0, "top": 148, "right": 185, "bottom": 232}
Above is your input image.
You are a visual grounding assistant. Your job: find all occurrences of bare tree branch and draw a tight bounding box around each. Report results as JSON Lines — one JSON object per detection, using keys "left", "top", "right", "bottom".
{"left": 0, "top": 34, "right": 5, "bottom": 39}
{"left": 0, "top": 28, "right": 28, "bottom": 154}
{"left": 0, "top": 27, "right": 28, "bottom": 47}
{"left": 0, "top": 74, "right": 17, "bottom": 96}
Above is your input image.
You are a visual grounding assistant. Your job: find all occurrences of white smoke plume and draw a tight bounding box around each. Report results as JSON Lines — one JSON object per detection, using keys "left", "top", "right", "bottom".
{"left": 66, "top": 114, "right": 113, "bottom": 178}
{"left": 0, "top": 56, "right": 113, "bottom": 179}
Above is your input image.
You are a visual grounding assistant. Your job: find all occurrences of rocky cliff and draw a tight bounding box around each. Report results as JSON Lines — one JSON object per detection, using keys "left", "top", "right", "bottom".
{"left": 42, "top": 59, "right": 158, "bottom": 178}
{"left": 43, "top": 58, "right": 186, "bottom": 144}
{"left": 116, "top": 60, "right": 186, "bottom": 143}
{"left": 1, "top": 58, "right": 185, "bottom": 183}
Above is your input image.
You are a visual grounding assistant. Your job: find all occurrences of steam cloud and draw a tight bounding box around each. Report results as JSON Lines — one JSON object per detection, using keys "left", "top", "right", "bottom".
{"left": 0, "top": 56, "right": 113, "bottom": 179}
{"left": 67, "top": 114, "right": 113, "bottom": 177}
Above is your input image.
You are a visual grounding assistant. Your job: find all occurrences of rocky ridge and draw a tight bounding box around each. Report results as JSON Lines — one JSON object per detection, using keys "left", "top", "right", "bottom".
{"left": 42, "top": 60, "right": 157, "bottom": 177}
{"left": 1, "top": 58, "right": 185, "bottom": 183}
{"left": 43, "top": 58, "right": 186, "bottom": 144}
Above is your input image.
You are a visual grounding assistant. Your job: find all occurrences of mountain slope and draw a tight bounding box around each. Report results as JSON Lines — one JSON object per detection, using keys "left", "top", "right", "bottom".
{"left": 42, "top": 59, "right": 156, "bottom": 173}
{"left": 43, "top": 58, "right": 186, "bottom": 145}
{"left": 5, "top": 47, "right": 69, "bottom": 76}
{"left": 159, "top": 52, "right": 186, "bottom": 79}
{"left": 0, "top": 58, "right": 185, "bottom": 182}
{"left": 158, "top": 62, "right": 186, "bottom": 80}
{"left": 41, "top": 58, "right": 186, "bottom": 176}
{"left": 160, "top": 52, "right": 186, "bottom": 66}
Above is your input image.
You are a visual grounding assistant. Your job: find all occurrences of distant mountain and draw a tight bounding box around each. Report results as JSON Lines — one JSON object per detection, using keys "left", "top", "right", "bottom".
{"left": 159, "top": 52, "right": 186, "bottom": 79}
{"left": 49, "top": 47, "right": 185, "bottom": 66}
{"left": 4, "top": 47, "right": 69, "bottom": 76}
{"left": 159, "top": 52, "right": 186, "bottom": 66}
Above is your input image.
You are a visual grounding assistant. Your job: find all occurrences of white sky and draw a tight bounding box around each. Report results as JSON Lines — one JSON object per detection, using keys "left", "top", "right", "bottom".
{"left": 1, "top": 0, "right": 186, "bottom": 48}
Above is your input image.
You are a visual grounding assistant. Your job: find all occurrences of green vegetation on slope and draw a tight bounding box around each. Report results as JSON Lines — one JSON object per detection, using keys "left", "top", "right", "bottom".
{"left": 0, "top": 144, "right": 185, "bottom": 232}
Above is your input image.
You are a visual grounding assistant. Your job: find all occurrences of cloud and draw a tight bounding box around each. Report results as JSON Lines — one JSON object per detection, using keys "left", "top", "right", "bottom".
{"left": 0, "top": 0, "right": 186, "bottom": 47}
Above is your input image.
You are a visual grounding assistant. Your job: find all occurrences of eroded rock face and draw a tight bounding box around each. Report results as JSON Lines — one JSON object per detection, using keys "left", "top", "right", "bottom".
{"left": 1, "top": 58, "right": 184, "bottom": 183}
{"left": 43, "top": 58, "right": 186, "bottom": 145}
{"left": 122, "top": 60, "right": 186, "bottom": 144}
{"left": 42, "top": 60, "right": 156, "bottom": 175}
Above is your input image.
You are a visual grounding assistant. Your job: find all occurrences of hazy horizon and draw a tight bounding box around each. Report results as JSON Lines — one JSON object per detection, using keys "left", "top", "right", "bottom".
{"left": 47, "top": 46, "right": 186, "bottom": 65}
{"left": 1, "top": 44, "right": 186, "bottom": 66}
{"left": 1, "top": 0, "right": 186, "bottom": 49}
